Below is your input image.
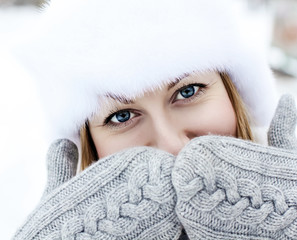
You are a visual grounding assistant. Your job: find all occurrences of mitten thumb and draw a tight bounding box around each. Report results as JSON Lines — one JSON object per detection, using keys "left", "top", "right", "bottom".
{"left": 268, "top": 94, "right": 297, "bottom": 150}
{"left": 42, "top": 139, "right": 78, "bottom": 197}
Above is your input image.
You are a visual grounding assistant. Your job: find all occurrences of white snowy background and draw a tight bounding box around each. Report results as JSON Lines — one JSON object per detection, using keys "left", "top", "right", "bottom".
{"left": 0, "top": 7, "right": 49, "bottom": 238}
{"left": 0, "top": 3, "right": 297, "bottom": 239}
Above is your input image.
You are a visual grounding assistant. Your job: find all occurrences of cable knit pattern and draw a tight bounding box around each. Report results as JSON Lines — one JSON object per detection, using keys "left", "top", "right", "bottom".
{"left": 173, "top": 136, "right": 297, "bottom": 239}
{"left": 173, "top": 95, "right": 297, "bottom": 240}
{"left": 12, "top": 95, "right": 297, "bottom": 239}
{"left": 12, "top": 140, "right": 181, "bottom": 240}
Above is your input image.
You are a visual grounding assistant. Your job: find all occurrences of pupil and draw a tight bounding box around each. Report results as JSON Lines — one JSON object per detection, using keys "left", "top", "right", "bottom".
{"left": 181, "top": 86, "right": 195, "bottom": 98}
{"left": 116, "top": 111, "right": 130, "bottom": 122}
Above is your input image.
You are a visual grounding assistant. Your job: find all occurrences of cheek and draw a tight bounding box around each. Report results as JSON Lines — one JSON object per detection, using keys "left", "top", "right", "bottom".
{"left": 206, "top": 102, "right": 237, "bottom": 136}
{"left": 91, "top": 129, "right": 148, "bottom": 159}
{"left": 180, "top": 99, "right": 237, "bottom": 137}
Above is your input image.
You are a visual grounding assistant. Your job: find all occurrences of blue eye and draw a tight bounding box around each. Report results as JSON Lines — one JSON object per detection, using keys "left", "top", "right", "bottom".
{"left": 176, "top": 85, "right": 199, "bottom": 100}
{"left": 110, "top": 110, "right": 135, "bottom": 123}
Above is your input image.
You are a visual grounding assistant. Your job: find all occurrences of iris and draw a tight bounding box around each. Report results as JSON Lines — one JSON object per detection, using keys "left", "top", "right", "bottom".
{"left": 180, "top": 86, "right": 195, "bottom": 98}
{"left": 115, "top": 111, "right": 131, "bottom": 122}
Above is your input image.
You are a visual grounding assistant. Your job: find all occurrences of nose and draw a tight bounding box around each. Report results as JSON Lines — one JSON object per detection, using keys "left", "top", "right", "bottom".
{"left": 148, "top": 120, "right": 190, "bottom": 156}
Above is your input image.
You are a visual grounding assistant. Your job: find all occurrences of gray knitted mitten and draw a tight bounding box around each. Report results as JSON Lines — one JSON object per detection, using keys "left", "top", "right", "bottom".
{"left": 268, "top": 94, "right": 297, "bottom": 150}
{"left": 12, "top": 140, "right": 181, "bottom": 240}
{"left": 172, "top": 95, "right": 297, "bottom": 239}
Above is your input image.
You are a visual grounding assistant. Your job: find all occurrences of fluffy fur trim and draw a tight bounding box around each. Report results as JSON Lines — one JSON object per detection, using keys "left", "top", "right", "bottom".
{"left": 13, "top": 0, "right": 277, "bottom": 141}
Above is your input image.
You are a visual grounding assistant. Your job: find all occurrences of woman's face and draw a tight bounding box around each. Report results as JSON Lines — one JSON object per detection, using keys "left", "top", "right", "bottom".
{"left": 89, "top": 72, "right": 237, "bottom": 158}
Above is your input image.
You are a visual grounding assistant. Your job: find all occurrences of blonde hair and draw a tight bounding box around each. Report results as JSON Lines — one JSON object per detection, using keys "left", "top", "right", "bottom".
{"left": 80, "top": 72, "right": 254, "bottom": 171}
{"left": 220, "top": 72, "right": 254, "bottom": 141}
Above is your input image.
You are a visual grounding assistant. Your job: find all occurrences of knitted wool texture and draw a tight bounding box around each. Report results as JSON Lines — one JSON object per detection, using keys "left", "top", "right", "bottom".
{"left": 268, "top": 95, "right": 297, "bottom": 150}
{"left": 42, "top": 140, "right": 79, "bottom": 197}
{"left": 172, "top": 95, "right": 297, "bottom": 239}
{"left": 12, "top": 95, "right": 297, "bottom": 240}
{"left": 12, "top": 141, "right": 181, "bottom": 240}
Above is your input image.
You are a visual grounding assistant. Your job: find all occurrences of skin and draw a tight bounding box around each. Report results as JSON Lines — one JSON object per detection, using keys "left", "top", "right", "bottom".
{"left": 89, "top": 71, "right": 237, "bottom": 158}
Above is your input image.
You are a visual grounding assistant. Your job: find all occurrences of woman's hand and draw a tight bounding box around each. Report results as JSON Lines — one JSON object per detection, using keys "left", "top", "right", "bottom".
{"left": 12, "top": 139, "right": 181, "bottom": 240}
{"left": 172, "top": 95, "right": 297, "bottom": 239}
{"left": 13, "top": 94, "right": 297, "bottom": 240}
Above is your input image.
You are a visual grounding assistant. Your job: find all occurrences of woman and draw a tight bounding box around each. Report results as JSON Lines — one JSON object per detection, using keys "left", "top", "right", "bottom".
{"left": 14, "top": 0, "right": 276, "bottom": 165}
{"left": 12, "top": 0, "right": 297, "bottom": 239}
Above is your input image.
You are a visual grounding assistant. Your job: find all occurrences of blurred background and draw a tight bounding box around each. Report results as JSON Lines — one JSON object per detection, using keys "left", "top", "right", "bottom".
{"left": 0, "top": 0, "right": 297, "bottom": 239}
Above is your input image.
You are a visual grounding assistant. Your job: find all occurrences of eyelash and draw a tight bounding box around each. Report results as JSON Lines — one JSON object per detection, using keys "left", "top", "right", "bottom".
{"left": 103, "top": 82, "right": 208, "bottom": 129}
{"left": 171, "top": 83, "right": 207, "bottom": 104}
{"left": 103, "top": 108, "right": 139, "bottom": 128}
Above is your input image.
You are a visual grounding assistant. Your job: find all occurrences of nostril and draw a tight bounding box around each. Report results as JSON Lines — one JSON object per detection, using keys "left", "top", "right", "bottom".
{"left": 186, "top": 132, "right": 198, "bottom": 140}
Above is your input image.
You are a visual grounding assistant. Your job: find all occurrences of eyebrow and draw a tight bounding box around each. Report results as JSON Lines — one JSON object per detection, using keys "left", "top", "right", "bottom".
{"left": 105, "top": 73, "right": 191, "bottom": 104}
{"left": 167, "top": 73, "right": 190, "bottom": 90}
{"left": 105, "top": 93, "right": 135, "bottom": 105}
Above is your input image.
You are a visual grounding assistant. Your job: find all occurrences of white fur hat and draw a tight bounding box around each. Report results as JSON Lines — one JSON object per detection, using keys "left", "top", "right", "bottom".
{"left": 13, "top": 0, "right": 277, "bottom": 141}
